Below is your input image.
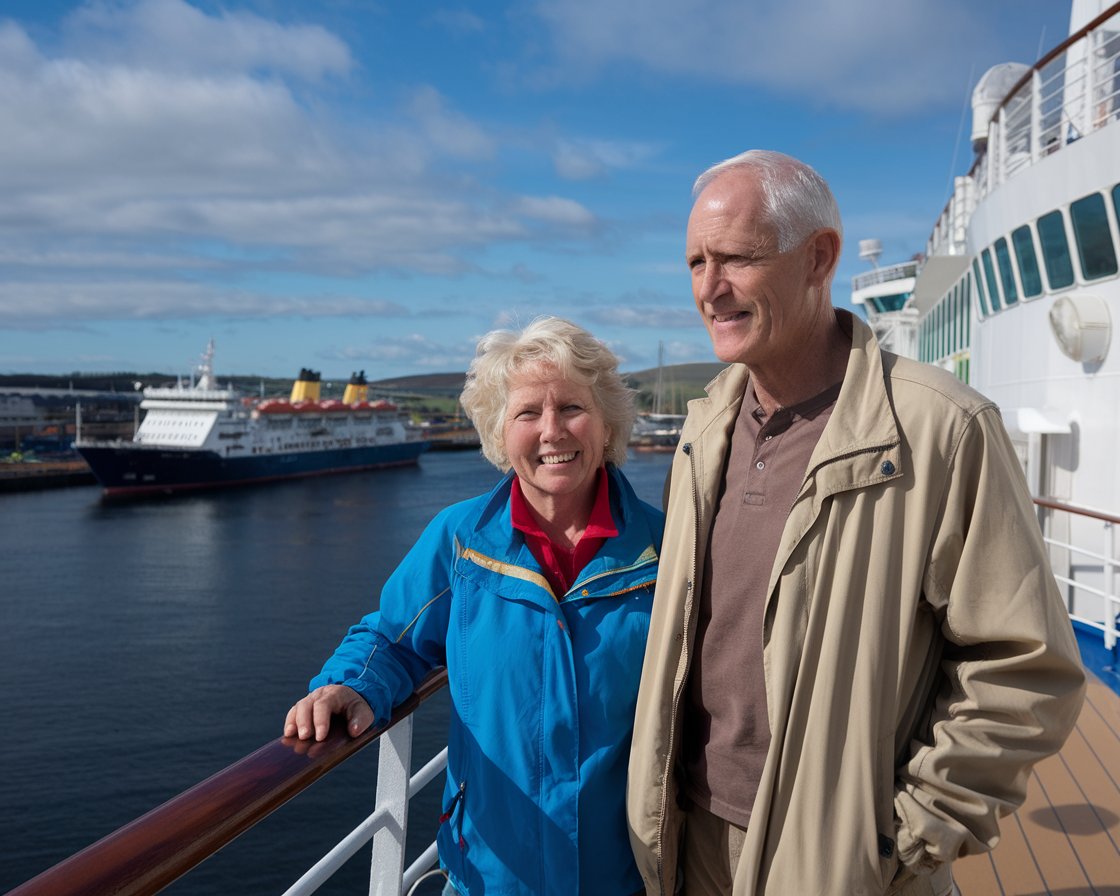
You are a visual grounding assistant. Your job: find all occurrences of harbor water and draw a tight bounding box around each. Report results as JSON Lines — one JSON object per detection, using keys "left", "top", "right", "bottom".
{"left": 0, "top": 449, "right": 673, "bottom": 894}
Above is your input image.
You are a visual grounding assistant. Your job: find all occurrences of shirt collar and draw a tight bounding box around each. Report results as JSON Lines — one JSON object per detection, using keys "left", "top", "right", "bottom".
{"left": 510, "top": 465, "right": 617, "bottom": 539}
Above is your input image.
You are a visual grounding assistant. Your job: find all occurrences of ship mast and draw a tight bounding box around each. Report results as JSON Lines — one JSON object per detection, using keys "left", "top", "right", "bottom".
{"left": 196, "top": 340, "right": 217, "bottom": 391}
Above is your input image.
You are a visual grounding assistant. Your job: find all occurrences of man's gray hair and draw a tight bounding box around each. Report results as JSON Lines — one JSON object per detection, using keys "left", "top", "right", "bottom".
{"left": 693, "top": 150, "right": 843, "bottom": 252}
{"left": 459, "top": 316, "right": 636, "bottom": 472}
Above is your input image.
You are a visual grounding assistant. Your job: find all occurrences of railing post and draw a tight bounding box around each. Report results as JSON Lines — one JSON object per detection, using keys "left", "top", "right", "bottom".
{"left": 1106, "top": 521, "right": 1116, "bottom": 650}
{"left": 369, "top": 714, "right": 414, "bottom": 896}
{"left": 1031, "top": 69, "right": 1042, "bottom": 161}
{"left": 1087, "top": 28, "right": 1099, "bottom": 132}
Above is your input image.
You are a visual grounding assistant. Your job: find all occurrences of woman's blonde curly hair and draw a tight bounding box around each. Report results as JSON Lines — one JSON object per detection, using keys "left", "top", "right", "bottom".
{"left": 459, "top": 316, "right": 636, "bottom": 472}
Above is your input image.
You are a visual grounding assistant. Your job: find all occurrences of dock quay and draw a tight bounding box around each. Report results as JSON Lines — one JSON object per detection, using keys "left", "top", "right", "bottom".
{"left": 0, "top": 460, "right": 96, "bottom": 492}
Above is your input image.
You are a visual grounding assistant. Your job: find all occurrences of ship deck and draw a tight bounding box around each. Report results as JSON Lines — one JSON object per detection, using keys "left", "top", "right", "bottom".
{"left": 954, "top": 668, "right": 1120, "bottom": 895}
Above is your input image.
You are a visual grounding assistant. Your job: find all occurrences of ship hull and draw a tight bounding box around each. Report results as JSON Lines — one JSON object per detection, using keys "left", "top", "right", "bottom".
{"left": 77, "top": 441, "right": 429, "bottom": 496}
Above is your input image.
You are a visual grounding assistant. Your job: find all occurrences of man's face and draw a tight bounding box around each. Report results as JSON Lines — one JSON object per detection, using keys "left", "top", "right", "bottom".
{"left": 685, "top": 171, "right": 823, "bottom": 369}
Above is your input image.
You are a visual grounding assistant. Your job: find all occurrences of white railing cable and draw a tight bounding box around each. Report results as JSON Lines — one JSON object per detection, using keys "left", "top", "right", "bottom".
{"left": 1038, "top": 504, "right": 1120, "bottom": 652}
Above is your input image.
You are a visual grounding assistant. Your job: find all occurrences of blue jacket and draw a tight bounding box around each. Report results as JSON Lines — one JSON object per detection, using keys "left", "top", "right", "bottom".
{"left": 312, "top": 465, "right": 664, "bottom": 895}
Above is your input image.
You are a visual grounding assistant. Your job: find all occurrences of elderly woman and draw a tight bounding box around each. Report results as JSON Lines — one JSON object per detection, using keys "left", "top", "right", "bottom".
{"left": 285, "top": 317, "right": 663, "bottom": 896}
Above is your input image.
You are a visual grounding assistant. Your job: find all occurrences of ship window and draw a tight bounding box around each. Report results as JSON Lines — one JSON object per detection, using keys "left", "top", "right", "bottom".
{"left": 1010, "top": 225, "right": 1043, "bottom": 297}
{"left": 993, "top": 238, "right": 1019, "bottom": 305}
{"left": 971, "top": 260, "right": 990, "bottom": 316}
{"left": 981, "top": 248, "right": 1002, "bottom": 310}
{"left": 1037, "top": 210, "right": 1075, "bottom": 289}
{"left": 1069, "top": 192, "right": 1118, "bottom": 280}
{"left": 870, "top": 293, "right": 909, "bottom": 313}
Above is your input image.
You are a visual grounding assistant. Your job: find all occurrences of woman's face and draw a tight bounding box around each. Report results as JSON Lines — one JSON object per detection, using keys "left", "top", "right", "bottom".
{"left": 502, "top": 365, "right": 608, "bottom": 508}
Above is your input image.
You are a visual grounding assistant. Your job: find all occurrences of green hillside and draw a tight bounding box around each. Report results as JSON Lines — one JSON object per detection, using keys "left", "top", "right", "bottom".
{"left": 0, "top": 361, "right": 726, "bottom": 415}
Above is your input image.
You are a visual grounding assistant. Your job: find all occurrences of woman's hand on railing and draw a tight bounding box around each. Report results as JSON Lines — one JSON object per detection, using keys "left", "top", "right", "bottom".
{"left": 284, "top": 684, "right": 374, "bottom": 742}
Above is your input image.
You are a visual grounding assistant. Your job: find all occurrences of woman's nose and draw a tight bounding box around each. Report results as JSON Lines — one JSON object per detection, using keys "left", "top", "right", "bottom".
{"left": 540, "top": 408, "right": 564, "bottom": 441}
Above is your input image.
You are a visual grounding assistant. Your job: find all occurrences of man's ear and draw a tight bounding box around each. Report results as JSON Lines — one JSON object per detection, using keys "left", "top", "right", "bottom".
{"left": 806, "top": 228, "right": 841, "bottom": 286}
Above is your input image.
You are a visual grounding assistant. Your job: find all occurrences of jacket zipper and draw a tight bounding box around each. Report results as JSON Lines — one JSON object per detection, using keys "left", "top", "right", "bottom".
{"left": 655, "top": 441, "right": 701, "bottom": 894}
{"left": 565, "top": 549, "right": 659, "bottom": 599}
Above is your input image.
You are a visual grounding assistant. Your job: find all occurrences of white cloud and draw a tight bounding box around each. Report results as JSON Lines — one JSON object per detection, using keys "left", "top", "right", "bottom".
{"left": 530, "top": 0, "right": 1014, "bottom": 115}
{"left": 407, "top": 86, "right": 497, "bottom": 161}
{"left": 0, "top": 279, "right": 412, "bottom": 323}
{"left": 61, "top": 0, "right": 353, "bottom": 81}
{"left": 0, "top": 7, "right": 617, "bottom": 322}
{"left": 586, "top": 306, "right": 702, "bottom": 329}
{"left": 513, "top": 196, "right": 597, "bottom": 228}
{"left": 328, "top": 333, "right": 477, "bottom": 369}
{"left": 553, "top": 138, "right": 658, "bottom": 180}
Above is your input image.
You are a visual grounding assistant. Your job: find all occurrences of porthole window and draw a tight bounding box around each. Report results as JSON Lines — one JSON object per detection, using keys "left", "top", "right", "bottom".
{"left": 1011, "top": 225, "right": 1043, "bottom": 297}
{"left": 1069, "top": 192, "right": 1118, "bottom": 280}
{"left": 993, "top": 238, "right": 1019, "bottom": 305}
{"left": 1037, "top": 210, "right": 1076, "bottom": 289}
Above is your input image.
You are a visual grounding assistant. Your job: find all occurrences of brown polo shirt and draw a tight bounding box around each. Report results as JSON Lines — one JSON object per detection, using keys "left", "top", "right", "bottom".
{"left": 681, "top": 379, "right": 841, "bottom": 828}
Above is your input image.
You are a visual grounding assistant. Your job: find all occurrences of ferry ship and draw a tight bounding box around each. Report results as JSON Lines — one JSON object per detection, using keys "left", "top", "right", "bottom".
{"left": 75, "top": 342, "right": 428, "bottom": 496}
{"left": 9, "top": 4, "right": 1120, "bottom": 895}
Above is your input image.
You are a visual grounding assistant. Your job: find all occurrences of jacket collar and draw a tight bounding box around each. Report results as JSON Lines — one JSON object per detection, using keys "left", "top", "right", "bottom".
{"left": 457, "top": 464, "right": 659, "bottom": 604}
{"left": 692, "top": 310, "right": 903, "bottom": 497}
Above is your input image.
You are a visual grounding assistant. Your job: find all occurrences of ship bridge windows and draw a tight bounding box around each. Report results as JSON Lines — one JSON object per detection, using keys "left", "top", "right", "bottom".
{"left": 993, "top": 237, "right": 1020, "bottom": 305}
{"left": 1010, "top": 225, "right": 1043, "bottom": 298}
{"left": 868, "top": 293, "right": 911, "bottom": 313}
{"left": 1037, "top": 210, "right": 1076, "bottom": 289}
{"left": 980, "top": 248, "right": 1002, "bottom": 311}
{"left": 971, "top": 260, "right": 991, "bottom": 316}
{"left": 1069, "top": 192, "right": 1118, "bottom": 280}
{"left": 919, "top": 270, "right": 971, "bottom": 383}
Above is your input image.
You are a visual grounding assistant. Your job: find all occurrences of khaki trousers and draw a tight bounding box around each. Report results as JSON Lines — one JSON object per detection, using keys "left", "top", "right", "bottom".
{"left": 679, "top": 804, "right": 961, "bottom": 896}
{"left": 681, "top": 804, "right": 747, "bottom": 895}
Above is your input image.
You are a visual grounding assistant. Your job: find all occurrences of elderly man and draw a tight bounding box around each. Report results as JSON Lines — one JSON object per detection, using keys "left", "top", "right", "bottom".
{"left": 626, "top": 150, "right": 1085, "bottom": 896}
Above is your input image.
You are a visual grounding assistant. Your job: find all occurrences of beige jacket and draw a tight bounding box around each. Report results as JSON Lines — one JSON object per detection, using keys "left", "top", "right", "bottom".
{"left": 627, "top": 312, "right": 1085, "bottom": 896}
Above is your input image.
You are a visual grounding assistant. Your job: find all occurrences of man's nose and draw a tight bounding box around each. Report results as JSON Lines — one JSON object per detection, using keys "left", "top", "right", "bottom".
{"left": 695, "top": 260, "right": 724, "bottom": 302}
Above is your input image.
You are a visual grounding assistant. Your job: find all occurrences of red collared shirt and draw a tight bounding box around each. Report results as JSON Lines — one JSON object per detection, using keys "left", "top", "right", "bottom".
{"left": 510, "top": 466, "right": 618, "bottom": 597}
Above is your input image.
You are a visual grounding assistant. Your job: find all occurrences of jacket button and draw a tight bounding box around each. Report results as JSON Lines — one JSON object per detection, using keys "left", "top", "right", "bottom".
{"left": 682, "top": 443, "right": 692, "bottom": 455}
{"left": 881, "top": 461, "right": 895, "bottom": 475}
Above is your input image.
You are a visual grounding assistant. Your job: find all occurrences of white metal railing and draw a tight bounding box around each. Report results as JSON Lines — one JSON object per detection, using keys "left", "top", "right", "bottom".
{"left": 926, "top": 6, "right": 1120, "bottom": 260}
{"left": 851, "top": 261, "right": 919, "bottom": 292}
{"left": 282, "top": 715, "right": 448, "bottom": 896}
{"left": 1035, "top": 497, "right": 1120, "bottom": 651}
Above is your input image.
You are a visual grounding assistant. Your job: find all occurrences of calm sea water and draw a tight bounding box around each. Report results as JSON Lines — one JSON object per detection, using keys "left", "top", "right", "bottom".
{"left": 0, "top": 449, "right": 672, "bottom": 895}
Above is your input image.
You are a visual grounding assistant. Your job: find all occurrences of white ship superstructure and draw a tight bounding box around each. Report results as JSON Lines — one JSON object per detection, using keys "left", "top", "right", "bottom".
{"left": 852, "top": 0, "right": 1120, "bottom": 642}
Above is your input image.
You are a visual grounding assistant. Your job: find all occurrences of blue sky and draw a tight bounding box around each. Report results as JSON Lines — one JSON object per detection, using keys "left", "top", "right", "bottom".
{"left": 0, "top": 0, "right": 1073, "bottom": 381}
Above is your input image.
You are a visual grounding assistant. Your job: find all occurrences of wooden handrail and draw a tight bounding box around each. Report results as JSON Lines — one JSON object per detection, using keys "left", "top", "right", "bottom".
{"left": 1034, "top": 496, "right": 1120, "bottom": 527}
{"left": 6, "top": 669, "right": 449, "bottom": 896}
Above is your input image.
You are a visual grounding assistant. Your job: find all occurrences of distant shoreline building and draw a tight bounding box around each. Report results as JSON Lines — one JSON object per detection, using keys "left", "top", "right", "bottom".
{"left": 0, "top": 388, "right": 141, "bottom": 452}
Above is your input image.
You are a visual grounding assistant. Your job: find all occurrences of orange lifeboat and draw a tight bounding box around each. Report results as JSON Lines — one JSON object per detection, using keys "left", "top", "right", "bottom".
{"left": 257, "top": 399, "right": 294, "bottom": 414}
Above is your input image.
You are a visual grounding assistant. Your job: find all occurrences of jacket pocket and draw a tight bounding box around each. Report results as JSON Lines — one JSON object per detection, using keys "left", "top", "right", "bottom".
{"left": 439, "top": 777, "right": 467, "bottom": 857}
